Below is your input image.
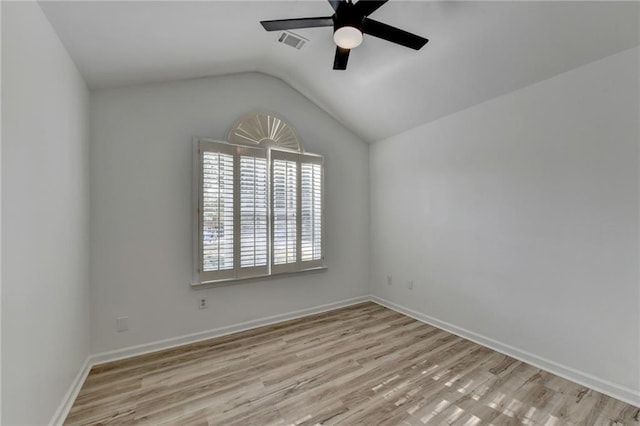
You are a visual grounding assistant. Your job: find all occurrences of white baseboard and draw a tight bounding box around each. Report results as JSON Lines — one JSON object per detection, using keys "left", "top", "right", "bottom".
{"left": 370, "top": 295, "right": 640, "bottom": 408}
{"left": 49, "top": 356, "right": 93, "bottom": 426}
{"left": 50, "top": 295, "right": 370, "bottom": 425}
{"left": 50, "top": 293, "right": 638, "bottom": 425}
{"left": 90, "top": 295, "right": 370, "bottom": 365}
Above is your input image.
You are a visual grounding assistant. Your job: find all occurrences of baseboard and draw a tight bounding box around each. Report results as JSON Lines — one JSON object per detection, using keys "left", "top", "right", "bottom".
{"left": 90, "top": 295, "right": 370, "bottom": 366}
{"left": 49, "top": 356, "right": 93, "bottom": 426}
{"left": 49, "top": 295, "right": 369, "bottom": 425}
{"left": 370, "top": 295, "right": 640, "bottom": 408}
{"left": 50, "top": 293, "right": 638, "bottom": 425}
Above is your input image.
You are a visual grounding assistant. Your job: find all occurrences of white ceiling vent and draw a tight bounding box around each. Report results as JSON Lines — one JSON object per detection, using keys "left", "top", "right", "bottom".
{"left": 276, "top": 31, "right": 308, "bottom": 50}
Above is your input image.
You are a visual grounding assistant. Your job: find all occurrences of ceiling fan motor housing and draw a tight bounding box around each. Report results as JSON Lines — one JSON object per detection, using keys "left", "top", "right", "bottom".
{"left": 333, "top": 1, "right": 364, "bottom": 33}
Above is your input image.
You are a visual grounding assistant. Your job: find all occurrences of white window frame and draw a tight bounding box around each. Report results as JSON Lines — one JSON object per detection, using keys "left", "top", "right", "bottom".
{"left": 193, "top": 138, "right": 325, "bottom": 286}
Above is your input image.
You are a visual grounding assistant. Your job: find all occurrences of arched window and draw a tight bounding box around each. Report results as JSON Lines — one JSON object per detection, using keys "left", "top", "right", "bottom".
{"left": 228, "top": 111, "right": 302, "bottom": 151}
{"left": 194, "top": 112, "right": 324, "bottom": 284}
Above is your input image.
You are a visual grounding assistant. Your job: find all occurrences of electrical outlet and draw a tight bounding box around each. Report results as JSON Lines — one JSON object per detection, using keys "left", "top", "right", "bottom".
{"left": 407, "top": 280, "right": 414, "bottom": 290}
{"left": 199, "top": 297, "right": 208, "bottom": 309}
{"left": 116, "top": 316, "right": 128, "bottom": 332}
{"left": 387, "top": 275, "right": 392, "bottom": 286}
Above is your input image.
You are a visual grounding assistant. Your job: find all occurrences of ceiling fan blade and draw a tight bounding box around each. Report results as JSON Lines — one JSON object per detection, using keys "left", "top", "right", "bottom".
{"left": 354, "top": 0, "right": 388, "bottom": 17}
{"left": 260, "top": 17, "right": 334, "bottom": 31}
{"left": 333, "top": 47, "right": 350, "bottom": 70}
{"left": 328, "top": 0, "right": 343, "bottom": 11}
{"left": 362, "top": 18, "right": 428, "bottom": 50}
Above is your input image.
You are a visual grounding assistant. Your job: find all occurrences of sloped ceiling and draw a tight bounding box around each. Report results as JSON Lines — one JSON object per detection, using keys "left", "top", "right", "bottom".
{"left": 39, "top": 1, "right": 639, "bottom": 142}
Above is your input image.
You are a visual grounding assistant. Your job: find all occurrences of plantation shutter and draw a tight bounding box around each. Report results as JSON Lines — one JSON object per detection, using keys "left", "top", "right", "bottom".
{"left": 199, "top": 142, "right": 235, "bottom": 281}
{"left": 271, "top": 150, "right": 298, "bottom": 274}
{"left": 237, "top": 147, "right": 268, "bottom": 278}
{"left": 300, "top": 154, "right": 323, "bottom": 268}
{"left": 197, "top": 139, "right": 325, "bottom": 284}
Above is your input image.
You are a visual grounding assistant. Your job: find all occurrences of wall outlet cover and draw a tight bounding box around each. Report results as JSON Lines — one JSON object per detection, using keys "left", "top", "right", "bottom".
{"left": 116, "top": 316, "right": 129, "bottom": 332}
{"left": 199, "top": 297, "right": 208, "bottom": 309}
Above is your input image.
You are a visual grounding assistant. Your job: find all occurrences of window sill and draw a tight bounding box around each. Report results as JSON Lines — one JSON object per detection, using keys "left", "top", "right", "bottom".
{"left": 191, "top": 266, "right": 328, "bottom": 289}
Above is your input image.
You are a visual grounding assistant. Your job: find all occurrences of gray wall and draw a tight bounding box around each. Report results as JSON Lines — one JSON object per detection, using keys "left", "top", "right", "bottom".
{"left": 89, "top": 73, "right": 370, "bottom": 353}
{"left": 3, "top": 4, "right": 637, "bottom": 421}
{"left": 369, "top": 47, "right": 639, "bottom": 403}
{"left": 1, "top": 3, "right": 91, "bottom": 424}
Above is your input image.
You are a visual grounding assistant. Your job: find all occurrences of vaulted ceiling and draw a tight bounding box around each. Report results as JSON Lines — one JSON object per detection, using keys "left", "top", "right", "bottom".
{"left": 39, "top": 1, "right": 639, "bottom": 142}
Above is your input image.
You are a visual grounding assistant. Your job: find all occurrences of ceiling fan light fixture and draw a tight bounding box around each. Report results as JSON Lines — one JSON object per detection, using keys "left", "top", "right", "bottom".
{"left": 333, "top": 25, "right": 363, "bottom": 49}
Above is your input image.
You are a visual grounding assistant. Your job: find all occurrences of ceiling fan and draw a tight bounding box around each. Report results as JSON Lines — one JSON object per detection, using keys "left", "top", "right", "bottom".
{"left": 260, "top": 0, "right": 429, "bottom": 70}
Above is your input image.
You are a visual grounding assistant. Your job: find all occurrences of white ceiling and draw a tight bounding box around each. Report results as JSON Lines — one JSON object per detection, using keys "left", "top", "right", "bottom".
{"left": 39, "top": 1, "right": 639, "bottom": 142}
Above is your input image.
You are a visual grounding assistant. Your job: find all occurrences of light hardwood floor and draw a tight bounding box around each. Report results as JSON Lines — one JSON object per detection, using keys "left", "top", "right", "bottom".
{"left": 66, "top": 302, "right": 639, "bottom": 425}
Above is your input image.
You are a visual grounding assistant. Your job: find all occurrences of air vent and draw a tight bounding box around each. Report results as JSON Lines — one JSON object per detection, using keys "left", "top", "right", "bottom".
{"left": 277, "top": 31, "right": 308, "bottom": 50}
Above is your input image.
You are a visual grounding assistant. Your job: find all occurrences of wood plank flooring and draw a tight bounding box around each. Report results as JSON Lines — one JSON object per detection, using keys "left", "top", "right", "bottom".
{"left": 66, "top": 302, "right": 639, "bottom": 425}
